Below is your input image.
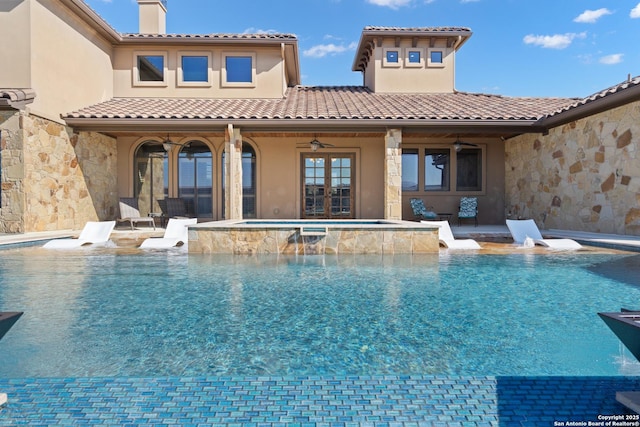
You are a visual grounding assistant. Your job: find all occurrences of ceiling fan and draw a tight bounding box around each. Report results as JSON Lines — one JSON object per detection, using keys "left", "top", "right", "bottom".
{"left": 298, "top": 136, "right": 335, "bottom": 152}
{"left": 452, "top": 136, "right": 478, "bottom": 152}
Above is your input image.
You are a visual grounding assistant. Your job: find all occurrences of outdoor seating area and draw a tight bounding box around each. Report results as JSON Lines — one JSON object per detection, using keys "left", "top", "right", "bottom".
{"left": 42, "top": 221, "right": 116, "bottom": 249}
{"left": 117, "top": 198, "right": 155, "bottom": 230}
{"left": 506, "top": 219, "right": 583, "bottom": 250}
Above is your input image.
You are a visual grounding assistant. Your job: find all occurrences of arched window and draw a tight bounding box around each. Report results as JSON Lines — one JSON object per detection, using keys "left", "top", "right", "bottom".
{"left": 222, "top": 142, "right": 257, "bottom": 218}
{"left": 134, "top": 141, "right": 168, "bottom": 216}
{"left": 178, "top": 141, "right": 213, "bottom": 218}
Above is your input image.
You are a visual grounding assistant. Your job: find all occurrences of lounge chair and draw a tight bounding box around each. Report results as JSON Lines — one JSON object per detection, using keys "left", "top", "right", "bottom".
{"left": 139, "top": 218, "right": 197, "bottom": 249}
{"left": 43, "top": 221, "right": 116, "bottom": 249}
{"left": 458, "top": 196, "right": 478, "bottom": 226}
{"left": 506, "top": 219, "right": 582, "bottom": 250}
{"left": 409, "top": 198, "right": 437, "bottom": 220}
{"left": 118, "top": 197, "right": 156, "bottom": 230}
{"left": 421, "top": 220, "right": 482, "bottom": 249}
{"left": 157, "top": 198, "right": 192, "bottom": 225}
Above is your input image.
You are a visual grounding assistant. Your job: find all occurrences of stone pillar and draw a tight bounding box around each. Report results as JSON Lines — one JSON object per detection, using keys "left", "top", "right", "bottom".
{"left": 384, "top": 128, "right": 402, "bottom": 220}
{"left": 0, "top": 110, "right": 26, "bottom": 233}
{"left": 224, "top": 124, "right": 243, "bottom": 220}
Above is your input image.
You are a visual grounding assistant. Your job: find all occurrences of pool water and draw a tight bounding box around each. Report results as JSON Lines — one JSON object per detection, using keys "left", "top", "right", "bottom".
{"left": 1, "top": 248, "right": 639, "bottom": 377}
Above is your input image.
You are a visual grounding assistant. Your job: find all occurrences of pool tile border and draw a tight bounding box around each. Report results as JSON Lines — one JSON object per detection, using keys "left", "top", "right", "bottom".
{"left": 0, "top": 375, "right": 638, "bottom": 426}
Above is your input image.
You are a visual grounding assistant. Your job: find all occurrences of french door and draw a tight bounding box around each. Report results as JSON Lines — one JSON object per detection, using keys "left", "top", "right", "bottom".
{"left": 302, "top": 153, "right": 355, "bottom": 219}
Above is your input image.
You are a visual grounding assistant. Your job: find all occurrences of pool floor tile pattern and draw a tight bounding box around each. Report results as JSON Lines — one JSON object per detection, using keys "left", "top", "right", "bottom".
{"left": 0, "top": 376, "right": 639, "bottom": 426}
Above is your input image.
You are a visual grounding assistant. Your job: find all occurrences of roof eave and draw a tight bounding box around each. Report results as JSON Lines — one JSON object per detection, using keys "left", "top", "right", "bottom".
{"left": 537, "top": 83, "right": 640, "bottom": 130}
{"left": 118, "top": 35, "right": 298, "bottom": 46}
{"left": 62, "top": 117, "right": 545, "bottom": 134}
{"left": 61, "top": 0, "right": 122, "bottom": 43}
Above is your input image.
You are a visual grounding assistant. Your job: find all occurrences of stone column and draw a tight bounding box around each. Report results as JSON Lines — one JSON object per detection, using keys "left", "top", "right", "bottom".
{"left": 224, "top": 124, "right": 243, "bottom": 220}
{"left": 384, "top": 128, "right": 402, "bottom": 220}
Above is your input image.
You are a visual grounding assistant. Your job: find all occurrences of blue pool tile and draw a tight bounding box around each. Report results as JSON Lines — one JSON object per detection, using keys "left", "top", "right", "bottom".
{"left": 1, "top": 375, "right": 640, "bottom": 425}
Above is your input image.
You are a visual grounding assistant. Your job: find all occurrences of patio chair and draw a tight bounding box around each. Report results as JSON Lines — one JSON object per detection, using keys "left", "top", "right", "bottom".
{"left": 118, "top": 197, "right": 156, "bottom": 230}
{"left": 43, "top": 221, "right": 116, "bottom": 249}
{"left": 421, "top": 220, "right": 482, "bottom": 250}
{"left": 409, "top": 198, "right": 437, "bottom": 220}
{"left": 140, "top": 218, "right": 197, "bottom": 249}
{"left": 458, "top": 196, "right": 478, "bottom": 226}
{"left": 158, "top": 198, "right": 192, "bottom": 220}
{"left": 506, "top": 219, "right": 582, "bottom": 250}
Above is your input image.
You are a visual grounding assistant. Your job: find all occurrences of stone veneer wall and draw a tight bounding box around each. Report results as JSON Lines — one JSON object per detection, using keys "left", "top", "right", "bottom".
{"left": 0, "top": 110, "right": 25, "bottom": 232}
{"left": 0, "top": 110, "right": 118, "bottom": 233}
{"left": 189, "top": 226, "right": 439, "bottom": 254}
{"left": 505, "top": 100, "right": 640, "bottom": 235}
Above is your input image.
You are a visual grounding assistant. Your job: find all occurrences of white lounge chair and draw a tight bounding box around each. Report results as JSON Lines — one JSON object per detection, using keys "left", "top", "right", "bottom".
{"left": 506, "top": 219, "right": 582, "bottom": 250}
{"left": 43, "top": 221, "right": 116, "bottom": 249}
{"left": 421, "top": 220, "right": 482, "bottom": 249}
{"left": 139, "top": 218, "right": 197, "bottom": 249}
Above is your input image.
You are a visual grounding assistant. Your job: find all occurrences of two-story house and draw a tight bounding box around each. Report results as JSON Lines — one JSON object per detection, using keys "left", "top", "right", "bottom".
{"left": 2, "top": 0, "right": 640, "bottom": 235}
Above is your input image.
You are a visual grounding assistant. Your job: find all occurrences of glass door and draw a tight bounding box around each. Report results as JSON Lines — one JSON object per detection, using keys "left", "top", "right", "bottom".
{"left": 302, "top": 153, "right": 354, "bottom": 219}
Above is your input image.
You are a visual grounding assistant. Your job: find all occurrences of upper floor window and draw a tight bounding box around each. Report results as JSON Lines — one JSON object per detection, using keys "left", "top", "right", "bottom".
{"left": 178, "top": 52, "right": 211, "bottom": 87}
{"left": 428, "top": 49, "right": 445, "bottom": 67}
{"left": 134, "top": 51, "right": 168, "bottom": 86}
{"left": 383, "top": 48, "right": 401, "bottom": 67}
{"left": 405, "top": 48, "right": 425, "bottom": 68}
{"left": 222, "top": 53, "right": 256, "bottom": 87}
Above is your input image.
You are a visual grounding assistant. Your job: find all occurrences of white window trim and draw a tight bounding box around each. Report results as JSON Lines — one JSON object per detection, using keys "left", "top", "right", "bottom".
{"left": 221, "top": 52, "right": 257, "bottom": 88}
{"left": 382, "top": 48, "right": 402, "bottom": 68}
{"left": 404, "top": 47, "right": 425, "bottom": 68}
{"left": 177, "top": 51, "right": 212, "bottom": 87}
{"left": 133, "top": 51, "right": 168, "bottom": 87}
{"left": 427, "top": 48, "right": 446, "bottom": 68}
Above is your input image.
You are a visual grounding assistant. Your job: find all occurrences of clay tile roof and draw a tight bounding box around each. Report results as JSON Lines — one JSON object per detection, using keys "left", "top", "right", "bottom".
{"left": 121, "top": 33, "right": 297, "bottom": 41}
{"left": 548, "top": 75, "right": 640, "bottom": 116}
{"left": 363, "top": 26, "right": 472, "bottom": 33}
{"left": 0, "top": 89, "right": 36, "bottom": 109}
{"left": 63, "top": 86, "right": 575, "bottom": 125}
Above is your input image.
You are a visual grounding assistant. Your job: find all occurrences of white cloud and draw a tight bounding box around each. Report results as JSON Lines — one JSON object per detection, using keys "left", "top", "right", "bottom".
{"left": 365, "top": 0, "right": 413, "bottom": 10}
{"left": 599, "top": 53, "right": 623, "bottom": 65}
{"left": 523, "top": 32, "right": 586, "bottom": 49}
{"left": 574, "top": 8, "right": 612, "bottom": 23}
{"left": 631, "top": 3, "right": 640, "bottom": 18}
{"left": 303, "top": 42, "right": 357, "bottom": 58}
{"left": 243, "top": 27, "right": 280, "bottom": 35}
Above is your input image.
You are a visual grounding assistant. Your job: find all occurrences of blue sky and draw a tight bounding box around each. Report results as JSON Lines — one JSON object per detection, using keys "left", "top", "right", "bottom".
{"left": 85, "top": 0, "right": 640, "bottom": 98}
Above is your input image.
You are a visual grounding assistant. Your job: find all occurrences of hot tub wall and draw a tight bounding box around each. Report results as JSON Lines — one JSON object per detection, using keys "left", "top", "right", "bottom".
{"left": 188, "top": 225, "right": 439, "bottom": 254}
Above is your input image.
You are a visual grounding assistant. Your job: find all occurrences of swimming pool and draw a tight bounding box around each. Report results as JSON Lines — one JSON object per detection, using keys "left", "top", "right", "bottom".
{"left": 0, "top": 247, "right": 639, "bottom": 378}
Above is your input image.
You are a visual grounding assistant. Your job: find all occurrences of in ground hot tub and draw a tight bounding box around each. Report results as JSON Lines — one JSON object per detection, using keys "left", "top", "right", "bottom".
{"left": 188, "top": 219, "right": 439, "bottom": 255}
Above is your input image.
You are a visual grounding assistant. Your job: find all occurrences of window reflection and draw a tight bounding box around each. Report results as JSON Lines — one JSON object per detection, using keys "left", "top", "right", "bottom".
{"left": 178, "top": 141, "right": 213, "bottom": 217}
{"left": 134, "top": 142, "right": 168, "bottom": 216}
{"left": 425, "top": 149, "right": 450, "bottom": 191}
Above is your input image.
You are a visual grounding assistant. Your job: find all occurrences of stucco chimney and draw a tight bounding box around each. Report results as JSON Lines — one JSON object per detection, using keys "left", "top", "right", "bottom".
{"left": 137, "top": 0, "right": 167, "bottom": 34}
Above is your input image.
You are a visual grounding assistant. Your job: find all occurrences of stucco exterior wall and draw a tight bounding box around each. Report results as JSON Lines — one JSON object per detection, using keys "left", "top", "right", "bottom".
{"left": 0, "top": 0, "right": 32, "bottom": 89}
{"left": 113, "top": 45, "right": 287, "bottom": 99}
{"left": 365, "top": 38, "right": 455, "bottom": 93}
{"left": 28, "top": 0, "right": 114, "bottom": 122}
{"left": 505, "top": 100, "right": 640, "bottom": 235}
